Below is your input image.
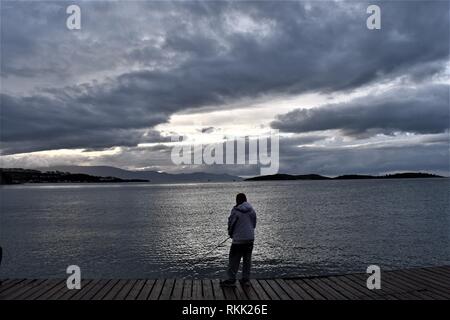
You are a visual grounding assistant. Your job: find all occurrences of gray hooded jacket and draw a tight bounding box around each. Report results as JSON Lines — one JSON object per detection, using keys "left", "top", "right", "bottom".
{"left": 228, "top": 202, "right": 257, "bottom": 244}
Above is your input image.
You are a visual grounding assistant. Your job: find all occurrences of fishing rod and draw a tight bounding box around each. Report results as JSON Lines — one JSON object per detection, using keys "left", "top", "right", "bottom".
{"left": 189, "top": 236, "right": 230, "bottom": 266}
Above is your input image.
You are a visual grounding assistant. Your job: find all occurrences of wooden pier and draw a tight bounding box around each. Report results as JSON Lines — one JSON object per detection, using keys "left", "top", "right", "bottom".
{"left": 1, "top": 265, "right": 449, "bottom": 300}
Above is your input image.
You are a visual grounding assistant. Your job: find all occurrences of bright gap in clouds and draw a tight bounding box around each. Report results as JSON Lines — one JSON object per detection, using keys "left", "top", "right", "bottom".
{"left": 153, "top": 79, "right": 406, "bottom": 144}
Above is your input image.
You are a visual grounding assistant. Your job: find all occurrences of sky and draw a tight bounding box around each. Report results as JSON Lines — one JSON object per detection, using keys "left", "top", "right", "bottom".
{"left": 0, "top": 0, "right": 449, "bottom": 176}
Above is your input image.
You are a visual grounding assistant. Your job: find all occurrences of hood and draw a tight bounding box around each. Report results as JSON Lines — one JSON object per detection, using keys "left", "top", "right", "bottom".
{"left": 235, "top": 201, "right": 253, "bottom": 213}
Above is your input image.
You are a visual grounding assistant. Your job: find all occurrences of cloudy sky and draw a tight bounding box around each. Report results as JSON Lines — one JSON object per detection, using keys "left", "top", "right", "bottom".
{"left": 1, "top": 0, "right": 449, "bottom": 176}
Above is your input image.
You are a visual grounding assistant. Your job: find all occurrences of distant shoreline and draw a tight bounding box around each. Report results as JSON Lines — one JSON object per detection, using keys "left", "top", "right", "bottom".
{"left": 245, "top": 172, "right": 446, "bottom": 181}
{"left": 0, "top": 168, "right": 149, "bottom": 185}
{"left": 1, "top": 167, "right": 446, "bottom": 185}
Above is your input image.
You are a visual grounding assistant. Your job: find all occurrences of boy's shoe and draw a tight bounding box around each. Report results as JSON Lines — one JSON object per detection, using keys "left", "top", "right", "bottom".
{"left": 240, "top": 279, "right": 251, "bottom": 286}
{"left": 220, "top": 279, "right": 236, "bottom": 287}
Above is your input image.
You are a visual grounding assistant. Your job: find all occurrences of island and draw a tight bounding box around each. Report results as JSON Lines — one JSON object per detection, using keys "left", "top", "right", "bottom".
{"left": 245, "top": 172, "right": 444, "bottom": 181}
{"left": 0, "top": 168, "right": 149, "bottom": 184}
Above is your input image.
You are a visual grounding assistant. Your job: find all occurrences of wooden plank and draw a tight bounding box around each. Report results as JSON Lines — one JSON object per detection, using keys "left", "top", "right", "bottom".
{"left": 307, "top": 278, "right": 346, "bottom": 300}
{"left": 352, "top": 272, "right": 404, "bottom": 298}
{"left": 1, "top": 266, "right": 447, "bottom": 301}
{"left": 433, "top": 266, "right": 450, "bottom": 275}
{"left": 125, "top": 280, "right": 146, "bottom": 300}
{"left": 319, "top": 276, "right": 356, "bottom": 300}
{"left": 320, "top": 277, "right": 357, "bottom": 300}
{"left": 233, "top": 282, "right": 248, "bottom": 300}
{"left": 91, "top": 279, "right": 120, "bottom": 300}
{"left": 383, "top": 294, "right": 399, "bottom": 300}
{"left": 372, "top": 279, "right": 408, "bottom": 299}
{"left": 381, "top": 272, "right": 435, "bottom": 300}
{"left": 423, "top": 268, "right": 450, "bottom": 283}
{"left": 395, "top": 269, "right": 450, "bottom": 296}
{"left": 274, "top": 279, "right": 302, "bottom": 300}
{"left": 37, "top": 280, "right": 68, "bottom": 300}
{"left": 136, "top": 280, "right": 155, "bottom": 300}
{"left": 341, "top": 274, "right": 379, "bottom": 300}
{"left": 258, "top": 280, "right": 280, "bottom": 300}
{"left": 394, "top": 291, "right": 424, "bottom": 300}
{"left": 393, "top": 270, "right": 450, "bottom": 299}
{"left": 421, "top": 266, "right": 450, "bottom": 278}
{"left": 75, "top": 280, "right": 108, "bottom": 300}
{"left": 401, "top": 269, "right": 450, "bottom": 290}
{"left": 148, "top": 279, "right": 165, "bottom": 300}
{"left": 202, "top": 280, "right": 214, "bottom": 300}
{"left": 241, "top": 281, "right": 260, "bottom": 300}
{"left": 402, "top": 269, "right": 449, "bottom": 287}
{"left": 192, "top": 280, "right": 203, "bottom": 300}
{"left": 114, "top": 279, "right": 138, "bottom": 300}
{"left": 327, "top": 276, "right": 368, "bottom": 300}
{"left": 411, "top": 290, "right": 443, "bottom": 300}
{"left": 266, "top": 279, "right": 291, "bottom": 300}
{"left": 350, "top": 273, "right": 397, "bottom": 300}
{"left": 249, "top": 279, "right": 270, "bottom": 300}
{"left": 0, "top": 279, "right": 14, "bottom": 290}
{"left": 25, "top": 279, "right": 65, "bottom": 300}
{"left": 102, "top": 279, "right": 128, "bottom": 300}
{"left": 0, "top": 279, "right": 38, "bottom": 299}
{"left": 0, "top": 279, "right": 12, "bottom": 284}
{"left": 0, "top": 279, "right": 36, "bottom": 298}
{"left": 182, "top": 279, "right": 192, "bottom": 300}
{"left": 159, "top": 279, "right": 175, "bottom": 300}
{"left": 171, "top": 279, "right": 184, "bottom": 300}
{"left": 420, "top": 268, "right": 450, "bottom": 285}
{"left": 0, "top": 279, "right": 25, "bottom": 295}
{"left": 211, "top": 279, "right": 225, "bottom": 300}
{"left": 293, "top": 279, "right": 325, "bottom": 300}
{"left": 56, "top": 279, "right": 93, "bottom": 300}
{"left": 371, "top": 278, "right": 407, "bottom": 300}
{"left": 370, "top": 270, "right": 437, "bottom": 300}
{"left": 7, "top": 279, "right": 47, "bottom": 300}
{"left": 17, "top": 279, "right": 60, "bottom": 300}
{"left": 328, "top": 276, "right": 373, "bottom": 300}
{"left": 437, "top": 266, "right": 450, "bottom": 272}
{"left": 222, "top": 284, "right": 237, "bottom": 300}
{"left": 284, "top": 279, "right": 312, "bottom": 300}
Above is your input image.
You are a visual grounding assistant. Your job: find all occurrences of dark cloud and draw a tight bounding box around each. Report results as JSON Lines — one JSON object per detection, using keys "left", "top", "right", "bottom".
{"left": 0, "top": 89, "right": 169, "bottom": 154}
{"left": 199, "top": 127, "right": 215, "bottom": 134}
{"left": 272, "top": 84, "right": 450, "bottom": 137}
{"left": 0, "top": 0, "right": 449, "bottom": 176}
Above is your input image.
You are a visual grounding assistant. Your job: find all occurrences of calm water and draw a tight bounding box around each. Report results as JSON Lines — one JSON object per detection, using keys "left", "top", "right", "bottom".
{"left": 0, "top": 179, "right": 449, "bottom": 279}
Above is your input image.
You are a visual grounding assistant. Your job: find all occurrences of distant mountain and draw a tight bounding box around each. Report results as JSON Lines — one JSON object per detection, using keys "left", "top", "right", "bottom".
{"left": 245, "top": 172, "right": 444, "bottom": 181}
{"left": 380, "top": 172, "right": 444, "bottom": 179}
{"left": 245, "top": 173, "right": 330, "bottom": 181}
{"left": 35, "top": 165, "right": 242, "bottom": 183}
{"left": 0, "top": 168, "right": 148, "bottom": 184}
{"left": 335, "top": 172, "right": 444, "bottom": 180}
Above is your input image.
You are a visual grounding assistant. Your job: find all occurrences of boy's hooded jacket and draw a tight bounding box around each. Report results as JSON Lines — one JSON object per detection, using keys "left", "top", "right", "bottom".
{"left": 228, "top": 202, "right": 257, "bottom": 244}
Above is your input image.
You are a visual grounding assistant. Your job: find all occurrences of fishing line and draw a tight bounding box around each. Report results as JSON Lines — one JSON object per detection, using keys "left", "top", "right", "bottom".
{"left": 188, "top": 236, "right": 230, "bottom": 266}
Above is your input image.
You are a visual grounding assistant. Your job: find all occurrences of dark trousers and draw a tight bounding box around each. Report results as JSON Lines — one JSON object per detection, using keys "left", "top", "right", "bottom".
{"left": 227, "top": 242, "right": 253, "bottom": 281}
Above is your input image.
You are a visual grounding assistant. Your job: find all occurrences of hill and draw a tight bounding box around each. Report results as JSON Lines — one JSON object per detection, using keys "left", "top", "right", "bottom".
{"left": 245, "top": 174, "right": 330, "bottom": 181}
{"left": 245, "top": 172, "right": 444, "bottom": 181}
{"left": 0, "top": 168, "right": 148, "bottom": 184}
{"left": 35, "top": 165, "right": 242, "bottom": 183}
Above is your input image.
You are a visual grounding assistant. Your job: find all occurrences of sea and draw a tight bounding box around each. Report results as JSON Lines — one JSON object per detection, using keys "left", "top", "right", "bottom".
{"left": 0, "top": 179, "right": 449, "bottom": 279}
